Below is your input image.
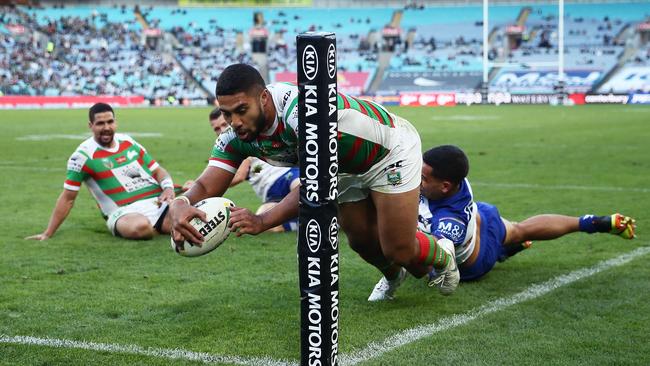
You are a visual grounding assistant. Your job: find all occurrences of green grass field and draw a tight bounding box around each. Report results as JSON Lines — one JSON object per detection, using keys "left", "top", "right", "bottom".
{"left": 1, "top": 105, "right": 649, "bottom": 365}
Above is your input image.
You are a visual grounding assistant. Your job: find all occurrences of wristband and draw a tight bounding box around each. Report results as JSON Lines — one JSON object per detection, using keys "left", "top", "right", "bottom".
{"left": 160, "top": 177, "right": 174, "bottom": 190}
{"left": 173, "top": 195, "right": 190, "bottom": 205}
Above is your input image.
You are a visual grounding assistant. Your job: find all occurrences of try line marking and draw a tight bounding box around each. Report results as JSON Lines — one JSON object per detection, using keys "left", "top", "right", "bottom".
{"left": 2, "top": 246, "right": 649, "bottom": 366}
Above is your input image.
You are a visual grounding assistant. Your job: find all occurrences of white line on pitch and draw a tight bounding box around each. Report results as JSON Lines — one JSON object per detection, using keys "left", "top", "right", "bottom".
{"left": 472, "top": 181, "right": 650, "bottom": 193}
{"left": 340, "top": 246, "right": 650, "bottom": 365}
{"left": 2, "top": 247, "right": 648, "bottom": 365}
{"left": 0, "top": 335, "right": 298, "bottom": 366}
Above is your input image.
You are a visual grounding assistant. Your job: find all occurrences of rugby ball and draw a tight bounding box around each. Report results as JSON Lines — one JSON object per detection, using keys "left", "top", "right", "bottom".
{"left": 172, "top": 197, "right": 235, "bottom": 257}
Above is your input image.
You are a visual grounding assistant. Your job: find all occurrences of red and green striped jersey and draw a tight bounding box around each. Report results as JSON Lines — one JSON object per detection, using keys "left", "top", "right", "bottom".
{"left": 64, "top": 133, "right": 163, "bottom": 216}
{"left": 210, "top": 82, "right": 396, "bottom": 175}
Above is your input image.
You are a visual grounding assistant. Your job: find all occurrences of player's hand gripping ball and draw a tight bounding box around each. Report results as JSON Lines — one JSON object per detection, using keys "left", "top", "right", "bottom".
{"left": 171, "top": 197, "right": 235, "bottom": 257}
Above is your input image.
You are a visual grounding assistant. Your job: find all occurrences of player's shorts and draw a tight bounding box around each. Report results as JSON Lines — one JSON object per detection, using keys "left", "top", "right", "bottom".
{"left": 459, "top": 202, "right": 507, "bottom": 281}
{"left": 106, "top": 197, "right": 168, "bottom": 236}
{"left": 265, "top": 167, "right": 299, "bottom": 202}
{"left": 337, "top": 116, "right": 422, "bottom": 203}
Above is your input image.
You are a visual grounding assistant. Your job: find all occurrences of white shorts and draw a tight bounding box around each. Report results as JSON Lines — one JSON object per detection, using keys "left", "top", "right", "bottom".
{"left": 106, "top": 197, "right": 168, "bottom": 236}
{"left": 337, "top": 116, "right": 422, "bottom": 203}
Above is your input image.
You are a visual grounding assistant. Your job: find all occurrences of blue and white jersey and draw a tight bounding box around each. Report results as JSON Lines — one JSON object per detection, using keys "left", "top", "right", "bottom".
{"left": 247, "top": 157, "right": 294, "bottom": 202}
{"left": 418, "top": 178, "right": 477, "bottom": 264}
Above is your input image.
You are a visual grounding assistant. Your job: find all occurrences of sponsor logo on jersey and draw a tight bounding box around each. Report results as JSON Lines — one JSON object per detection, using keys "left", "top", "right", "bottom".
{"left": 116, "top": 156, "right": 127, "bottom": 164}
{"left": 67, "top": 153, "right": 84, "bottom": 172}
{"left": 437, "top": 217, "right": 466, "bottom": 244}
{"left": 127, "top": 150, "right": 138, "bottom": 160}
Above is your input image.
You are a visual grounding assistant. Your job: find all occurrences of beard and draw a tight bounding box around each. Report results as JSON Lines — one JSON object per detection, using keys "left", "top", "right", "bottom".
{"left": 96, "top": 131, "right": 115, "bottom": 147}
{"left": 238, "top": 108, "right": 267, "bottom": 143}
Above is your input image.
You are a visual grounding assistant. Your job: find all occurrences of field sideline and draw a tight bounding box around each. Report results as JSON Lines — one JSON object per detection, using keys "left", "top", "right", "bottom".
{"left": 1, "top": 105, "right": 649, "bottom": 365}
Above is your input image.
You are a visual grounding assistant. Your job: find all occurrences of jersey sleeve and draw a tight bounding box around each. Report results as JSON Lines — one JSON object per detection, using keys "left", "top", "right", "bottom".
{"left": 432, "top": 215, "right": 468, "bottom": 246}
{"left": 63, "top": 151, "right": 89, "bottom": 191}
{"left": 209, "top": 129, "right": 246, "bottom": 174}
{"left": 280, "top": 86, "right": 300, "bottom": 133}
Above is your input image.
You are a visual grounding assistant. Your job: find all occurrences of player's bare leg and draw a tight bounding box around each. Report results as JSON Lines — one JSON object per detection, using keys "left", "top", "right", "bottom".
{"left": 502, "top": 213, "right": 636, "bottom": 258}
{"left": 339, "top": 198, "right": 407, "bottom": 301}
{"left": 115, "top": 213, "right": 155, "bottom": 240}
{"left": 339, "top": 198, "right": 397, "bottom": 277}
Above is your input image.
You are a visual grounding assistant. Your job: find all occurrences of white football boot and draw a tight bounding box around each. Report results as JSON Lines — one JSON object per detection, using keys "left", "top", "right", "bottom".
{"left": 368, "top": 267, "right": 408, "bottom": 302}
{"left": 427, "top": 238, "right": 460, "bottom": 296}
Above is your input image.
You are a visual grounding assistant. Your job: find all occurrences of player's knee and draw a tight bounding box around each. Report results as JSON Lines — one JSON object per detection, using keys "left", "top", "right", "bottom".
{"left": 507, "top": 223, "right": 525, "bottom": 244}
{"left": 119, "top": 219, "right": 154, "bottom": 240}
{"left": 381, "top": 241, "right": 417, "bottom": 267}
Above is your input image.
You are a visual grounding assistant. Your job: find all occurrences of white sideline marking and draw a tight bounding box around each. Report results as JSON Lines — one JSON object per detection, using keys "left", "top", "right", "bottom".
{"left": 0, "top": 335, "right": 298, "bottom": 366}
{"left": 472, "top": 181, "right": 650, "bottom": 194}
{"left": 2, "top": 247, "right": 648, "bottom": 365}
{"left": 340, "top": 246, "right": 650, "bottom": 365}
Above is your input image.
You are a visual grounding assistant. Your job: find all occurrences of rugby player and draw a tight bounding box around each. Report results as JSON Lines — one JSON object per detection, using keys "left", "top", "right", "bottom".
{"left": 185, "top": 108, "right": 299, "bottom": 232}
{"left": 370, "top": 144, "right": 637, "bottom": 298}
{"left": 169, "top": 64, "right": 460, "bottom": 297}
{"left": 26, "top": 103, "right": 176, "bottom": 241}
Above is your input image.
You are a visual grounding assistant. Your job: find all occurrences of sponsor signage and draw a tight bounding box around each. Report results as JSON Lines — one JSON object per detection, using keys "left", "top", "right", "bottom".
{"left": 399, "top": 92, "right": 456, "bottom": 106}
{"left": 598, "top": 66, "right": 650, "bottom": 93}
{"left": 0, "top": 96, "right": 146, "bottom": 109}
{"left": 297, "top": 32, "right": 339, "bottom": 366}
{"left": 629, "top": 93, "right": 650, "bottom": 104}
{"left": 584, "top": 94, "right": 630, "bottom": 104}
{"left": 491, "top": 70, "right": 603, "bottom": 93}
{"left": 379, "top": 70, "right": 482, "bottom": 92}
{"left": 275, "top": 71, "right": 370, "bottom": 96}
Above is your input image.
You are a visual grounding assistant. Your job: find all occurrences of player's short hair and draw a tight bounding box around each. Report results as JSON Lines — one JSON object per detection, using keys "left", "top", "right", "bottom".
{"left": 215, "top": 63, "right": 265, "bottom": 97}
{"left": 88, "top": 103, "right": 114, "bottom": 123}
{"left": 209, "top": 107, "right": 222, "bottom": 120}
{"left": 422, "top": 145, "right": 469, "bottom": 185}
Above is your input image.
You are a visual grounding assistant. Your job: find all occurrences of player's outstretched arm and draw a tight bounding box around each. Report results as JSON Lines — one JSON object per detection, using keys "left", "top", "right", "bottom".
{"left": 25, "top": 189, "right": 78, "bottom": 241}
{"left": 229, "top": 158, "right": 251, "bottom": 187}
{"left": 170, "top": 166, "right": 235, "bottom": 246}
{"left": 229, "top": 184, "right": 299, "bottom": 236}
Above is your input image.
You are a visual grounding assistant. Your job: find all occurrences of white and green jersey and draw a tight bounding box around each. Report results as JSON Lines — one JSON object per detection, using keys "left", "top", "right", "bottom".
{"left": 64, "top": 133, "right": 163, "bottom": 217}
{"left": 209, "top": 82, "right": 399, "bottom": 175}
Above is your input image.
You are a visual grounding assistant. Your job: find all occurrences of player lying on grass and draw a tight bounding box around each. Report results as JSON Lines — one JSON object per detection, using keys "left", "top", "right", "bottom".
{"left": 26, "top": 103, "right": 177, "bottom": 241}
{"left": 169, "top": 63, "right": 460, "bottom": 296}
{"left": 184, "top": 108, "right": 299, "bottom": 232}
{"left": 368, "top": 144, "right": 637, "bottom": 301}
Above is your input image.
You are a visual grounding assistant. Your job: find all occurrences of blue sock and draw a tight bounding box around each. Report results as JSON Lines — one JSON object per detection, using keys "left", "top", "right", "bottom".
{"left": 579, "top": 215, "right": 610, "bottom": 233}
{"left": 282, "top": 218, "right": 298, "bottom": 232}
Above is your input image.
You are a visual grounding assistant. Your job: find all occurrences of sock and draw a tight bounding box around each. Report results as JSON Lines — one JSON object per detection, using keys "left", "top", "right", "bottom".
{"left": 579, "top": 215, "right": 611, "bottom": 234}
{"left": 282, "top": 218, "right": 298, "bottom": 232}
{"left": 416, "top": 231, "right": 450, "bottom": 270}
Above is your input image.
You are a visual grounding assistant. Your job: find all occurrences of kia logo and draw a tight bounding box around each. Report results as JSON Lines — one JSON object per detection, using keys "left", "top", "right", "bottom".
{"left": 327, "top": 43, "right": 336, "bottom": 79}
{"left": 329, "top": 217, "right": 338, "bottom": 250}
{"left": 302, "top": 45, "right": 318, "bottom": 81}
{"left": 306, "top": 219, "right": 321, "bottom": 253}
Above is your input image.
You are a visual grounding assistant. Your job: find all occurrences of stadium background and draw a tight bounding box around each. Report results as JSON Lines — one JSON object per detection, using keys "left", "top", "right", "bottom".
{"left": 1, "top": 0, "right": 649, "bottom": 107}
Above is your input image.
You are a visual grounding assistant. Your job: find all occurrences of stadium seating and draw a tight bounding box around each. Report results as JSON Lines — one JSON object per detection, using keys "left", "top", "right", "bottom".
{"left": 1, "top": 2, "right": 649, "bottom": 98}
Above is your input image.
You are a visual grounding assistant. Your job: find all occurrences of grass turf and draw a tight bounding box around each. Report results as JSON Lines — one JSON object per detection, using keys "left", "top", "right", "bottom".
{"left": 1, "top": 105, "right": 648, "bottom": 365}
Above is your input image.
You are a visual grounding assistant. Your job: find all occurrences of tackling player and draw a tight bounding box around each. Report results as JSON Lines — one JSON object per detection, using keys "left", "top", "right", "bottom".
{"left": 407, "top": 145, "right": 634, "bottom": 286}
{"left": 26, "top": 103, "right": 176, "bottom": 241}
{"left": 169, "top": 64, "right": 460, "bottom": 297}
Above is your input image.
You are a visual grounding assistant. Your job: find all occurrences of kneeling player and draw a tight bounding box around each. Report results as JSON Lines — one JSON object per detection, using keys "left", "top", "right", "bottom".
{"left": 26, "top": 103, "right": 176, "bottom": 241}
